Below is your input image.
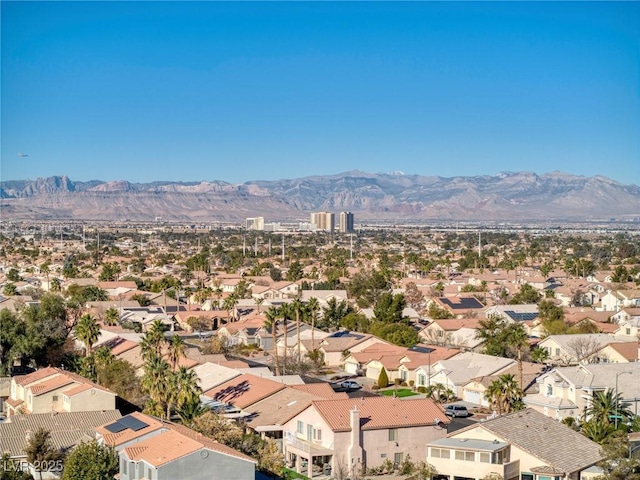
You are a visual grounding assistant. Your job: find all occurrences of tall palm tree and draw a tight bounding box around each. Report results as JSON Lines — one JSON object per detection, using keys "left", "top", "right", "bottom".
{"left": 75, "top": 313, "right": 100, "bottom": 357}
{"left": 485, "top": 374, "right": 524, "bottom": 415}
{"left": 167, "top": 335, "right": 186, "bottom": 370}
{"left": 307, "top": 297, "right": 320, "bottom": 352}
{"left": 141, "top": 356, "right": 170, "bottom": 418}
{"left": 223, "top": 294, "right": 238, "bottom": 323}
{"left": 505, "top": 323, "right": 528, "bottom": 390}
{"left": 264, "top": 307, "right": 281, "bottom": 376}
{"left": 254, "top": 297, "right": 265, "bottom": 314}
{"left": 279, "top": 303, "right": 291, "bottom": 374}
{"left": 174, "top": 366, "right": 202, "bottom": 409}
{"left": 291, "top": 298, "right": 303, "bottom": 361}
{"left": 141, "top": 319, "right": 166, "bottom": 361}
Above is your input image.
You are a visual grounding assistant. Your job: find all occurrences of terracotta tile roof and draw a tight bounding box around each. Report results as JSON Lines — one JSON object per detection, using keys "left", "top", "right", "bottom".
{"left": 203, "top": 374, "right": 287, "bottom": 408}
{"left": 13, "top": 366, "right": 58, "bottom": 386}
{"left": 217, "top": 359, "right": 250, "bottom": 369}
{"left": 602, "top": 341, "right": 639, "bottom": 361}
{"left": 29, "top": 376, "right": 75, "bottom": 396}
{"left": 431, "top": 318, "right": 482, "bottom": 330}
{"left": 162, "top": 421, "right": 257, "bottom": 463}
{"left": 109, "top": 338, "right": 138, "bottom": 356}
{"left": 290, "top": 383, "right": 348, "bottom": 399}
{"left": 62, "top": 384, "right": 93, "bottom": 397}
{"left": 96, "top": 412, "right": 164, "bottom": 447}
{"left": 312, "top": 396, "right": 449, "bottom": 432}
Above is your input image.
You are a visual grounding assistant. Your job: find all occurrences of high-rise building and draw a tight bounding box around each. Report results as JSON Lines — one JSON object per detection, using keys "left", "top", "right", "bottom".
{"left": 311, "top": 211, "right": 335, "bottom": 232}
{"left": 246, "top": 217, "right": 265, "bottom": 231}
{"left": 339, "top": 211, "right": 354, "bottom": 233}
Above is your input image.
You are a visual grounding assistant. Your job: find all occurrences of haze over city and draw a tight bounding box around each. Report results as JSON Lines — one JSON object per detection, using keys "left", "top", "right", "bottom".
{"left": 2, "top": 1, "right": 639, "bottom": 185}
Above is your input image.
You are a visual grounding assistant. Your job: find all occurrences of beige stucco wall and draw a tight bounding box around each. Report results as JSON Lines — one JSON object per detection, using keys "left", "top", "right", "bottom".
{"left": 29, "top": 387, "right": 66, "bottom": 414}
{"left": 65, "top": 389, "right": 115, "bottom": 412}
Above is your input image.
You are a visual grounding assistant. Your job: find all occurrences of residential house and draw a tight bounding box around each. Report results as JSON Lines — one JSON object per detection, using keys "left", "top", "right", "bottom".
{"left": 201, "top": 374, "right": 287, "bottom": 411}
{"left": 524, "top": 362, "right": 640, "bottom": 421}
{"left": 600, "top": 289, "right": 640, "bottom": 312}
{"left": 419, "top": 318, "right": 483, "bottom": 349}
{"left": 428, "top": 352, "right": 516, "bottom": 397}
{"left": 243, "top": 384, "right": 347, "bottom": 450}
{"left": 537, "top": 333, "right": 636, "bottom": 366}
{"left": 461, "top": 362, "right": 545, "bottom": 407}
{"left": 317, "top": 331, "right": 389, "bottom": 368}
{"left": 115, "top": 419, "right": 256, "bottom": 480}
{"left": 426, "top": 408, "right": 602, "bottom": 480}
{"left": 0, "top": 410, "right": 122, "bottom": 477}
{"left": 429, "top": 297, "right": 486, "bottom": 319}
{"left": 593, "top": 341, "right": 638, "bottom": 363}
{"left": 5, "top": 367, "right": 116, "bottom": 416}
{"left": 283, "top": 396, "right": 449, "bottom": 478}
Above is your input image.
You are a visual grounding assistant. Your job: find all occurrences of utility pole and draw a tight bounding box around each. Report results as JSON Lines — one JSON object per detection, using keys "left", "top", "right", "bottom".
{"left": 281, "top": 235, "right": 285, "bottom": 263}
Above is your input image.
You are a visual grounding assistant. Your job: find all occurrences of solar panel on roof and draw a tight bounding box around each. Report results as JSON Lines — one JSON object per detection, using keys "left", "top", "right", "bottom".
{"left": 118, "top": 415, "right": 149, "bottom": 431}
{"left": 104, "top": 421, "right": 127, "bottom": 433}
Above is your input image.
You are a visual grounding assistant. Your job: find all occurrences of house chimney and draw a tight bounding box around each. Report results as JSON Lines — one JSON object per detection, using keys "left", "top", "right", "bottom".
{"left": 347, "top": 406, "right": 363, "bottom": 474}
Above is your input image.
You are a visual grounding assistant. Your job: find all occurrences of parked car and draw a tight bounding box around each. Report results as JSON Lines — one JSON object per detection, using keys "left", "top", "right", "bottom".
{"left": 444, "top": 404, "right": 470, "bottom": 417}
{"left": 332, "top": 380, "right": 362, "bottom": 392}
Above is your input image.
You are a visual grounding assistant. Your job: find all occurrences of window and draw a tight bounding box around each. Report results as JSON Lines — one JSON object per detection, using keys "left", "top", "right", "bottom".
{"left": 454, "top": 451, "right": 474, "bottom": 461}
{"left": 492, "top": 450, "right": 504, "bottom": 464}
{"left": 555, "top": 348, "right": 560, "bottom": 356}
{"left": 430, "top": 448, "right": 450, "bottom": 459}
{"left": 626, "top": 328, "right": 631, "bottom": 335}
{"left": 479, "top": 452, "right": 490, "bottom": 463}
{"left": 394, "top": 452, "right": 403, "bottom": 464}
{"left": 418, "top": 374, "right": 426, "bottom": 386}
{"left": 546, "top": 384, "right": 553, "bottom": 396}
{"left": 121, "top": 460, "right": 127, "bottom": 474}
{"left": 380, "top": 453, "right": 387, "bottom": 458}
{"left": 297, "top": 421, "right": 304, "bottom": 434}
{"left": 388, "top": 429, "right": 398, "bottom": 441}
{"left": 148, "top": 467, "right": 153, "bottom": 480}
{"left": 52, "top": 395, "right": 58, "bottom": 402}
{"left": 521, "top": 474, "right": 534, "bottom": 480}
{"left": 313, "top": 428, "right": 322, "bottom": 441}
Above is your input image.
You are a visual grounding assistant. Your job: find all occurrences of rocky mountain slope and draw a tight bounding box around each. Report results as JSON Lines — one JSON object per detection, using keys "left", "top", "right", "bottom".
{"left": 1, "top": 171, "right": 638, "bottom": 222}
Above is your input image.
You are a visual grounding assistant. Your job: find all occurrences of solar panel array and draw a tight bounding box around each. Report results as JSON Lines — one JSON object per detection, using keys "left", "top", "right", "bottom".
{"left": 504, "top": 311, "right": 538, "bottom": 321}
{"left": 103, "top": 415, "right": 149, "bottom": 433}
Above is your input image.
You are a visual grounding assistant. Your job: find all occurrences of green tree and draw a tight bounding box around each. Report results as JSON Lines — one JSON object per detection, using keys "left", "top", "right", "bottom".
{"left": 586, "top": 389, "right": 633, "bottom": 432}
{"left": 509, "top": 283, "right": 541, "bottom": 304}
{"left": 485, "top": 374, "right": 524, "bottom": 416}
{"left": 373, "top": 292, "right": 407, "bottom": 324}
{"left": 104, "top": 307, "right": 119, "bottom": 326}
{"left": 25, "top": 428, "right": 65, "bottom": 480}
{"left": 99, "top": 262, "right": 121, "bottom": 282}
{"left": 596, "top": 430, "right": 640, "bottom": 479}
{"left": 167, "top": 334, "right": 186, "bottom": 369}
{"left": 75, "top": 314, "right": 100, "bottom": 357}
{"left": 377, "top": 367, "right": 389, "bottom": 388}
{"left": 3, "top": 283, "right": 18, "bottom": 296}
{"left": 286, "top": 261, "right": 304, "bottom": 281}
{"left": 61, "top": 440, "right": 118, "bottom": 480}
{"left": 0, "top": 453, "right": 34, "bottom": 480}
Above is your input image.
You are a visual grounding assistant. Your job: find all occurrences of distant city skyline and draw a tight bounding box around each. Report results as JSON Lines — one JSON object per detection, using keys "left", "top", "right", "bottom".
{"left": 2, "top": 2, "right": 639, "bottom": 186}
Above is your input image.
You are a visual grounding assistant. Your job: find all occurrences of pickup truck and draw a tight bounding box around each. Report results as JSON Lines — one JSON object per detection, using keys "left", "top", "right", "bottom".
{"left": 331, "top": 380, "right": 362, "bottom": 392}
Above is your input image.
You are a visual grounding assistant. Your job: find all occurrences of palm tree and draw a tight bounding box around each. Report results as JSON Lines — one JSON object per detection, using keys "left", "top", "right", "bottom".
{"left": 586, "top": 389, "right": 632, "bottom": 429}
{"left": 167, "top": 335, "right": 186, "bottom": 370}
{"left": 505, "top": 324, "right": 528, "bottom": 390}
{"left": 307, "top": 297, "right": 320, "bottom": 352}
{"left": 75, "top": 313, "right": 100, "bottom": 357}
{"left": 223, "top": 294, "right": 238, "bottom": 323}
{"left": 174, "top": 366, "right": 202, "bottom": 409}
{"left": 141, "top": 356, "right": 170, "bottom": 418}
{"left": 104, "top": 307, "right": 119, "bottom": 326}
{"left": 254, "top": 297, "right": 265, "bottom": 314}
{"left": 291, "top": 298, "right": 303, "bottom": 361}
{"left": 141, "top": 319, "right": 166, "bottom": 361}
{"left": 279, "top": 303, "right": 291, "bottom": 374}
{"left": 485, "top": 374, "right": 524, "bottom": 415}
{"left": 264, "top": 307, "right": 281, "bottom": 376}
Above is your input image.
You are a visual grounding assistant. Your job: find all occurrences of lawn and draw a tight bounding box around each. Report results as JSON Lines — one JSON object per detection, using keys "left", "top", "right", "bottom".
{"left": 380, "top": 388, "right": 419, "bottom": 398}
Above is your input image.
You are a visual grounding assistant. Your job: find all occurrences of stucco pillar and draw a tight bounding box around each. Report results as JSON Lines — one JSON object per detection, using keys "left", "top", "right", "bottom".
{"left": 347, "top": 406, "right": 363, "bottom": 474}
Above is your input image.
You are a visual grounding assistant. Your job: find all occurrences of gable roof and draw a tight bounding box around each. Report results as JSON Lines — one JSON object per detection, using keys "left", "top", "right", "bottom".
{"left": 460, "top": 408, "right": 602, "bottom": 475}
{"left": 312, "top": 396, "right": 449, "bottom": 432}
{"left": 96, "top": 411, "right": 164, "bottom": 447}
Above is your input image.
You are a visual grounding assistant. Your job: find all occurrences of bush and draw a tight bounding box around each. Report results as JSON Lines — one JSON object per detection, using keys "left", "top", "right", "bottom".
{"left": 400, "top": 381, "right": 408, "bottom": 387}
{"left": 409, "top": 380, "right": 415, "bottom": 387}
{"left": 394, "top": 378, "right": 402, "bottom": 386}
{"left": 377, "top": 367, "right": 389, "bottom": 389}
{"left": 417, "top": 386, "right": 427, "bottom": 394}
{"left": 371, "top": 384, "right": 380, "bottom": 391}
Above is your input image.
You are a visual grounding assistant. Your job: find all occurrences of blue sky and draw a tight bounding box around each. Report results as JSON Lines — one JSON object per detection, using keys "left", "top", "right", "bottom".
{"left": 2, "top": 1, "right": 639, "bottom": 185}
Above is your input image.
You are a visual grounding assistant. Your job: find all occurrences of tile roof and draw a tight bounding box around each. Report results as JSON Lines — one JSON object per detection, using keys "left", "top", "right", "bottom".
{"left": 0, "top": 410, "right": 121, "bottom": 457}
{"left": 29, "top": 376, "right": 75, "bottom": 396}
{"left": 13, "top": 367, "right": 58, "bottom": 386}
{"left": 290, "top": 383, "right": 348, "bottom": 399}
{"left": 96, "top": 412, "right": 164, "bottom": 447}
{"left": 312, "top": 396, "right": 449, "bottom": 432}
{"left": 202, "top": 374, "right": 286, "bottom": 409}
{"left": 463, "top": 408, "right": 602, "bottom": 475}
{"left": 244, "top": 388, "right": 326, "bottom": 429}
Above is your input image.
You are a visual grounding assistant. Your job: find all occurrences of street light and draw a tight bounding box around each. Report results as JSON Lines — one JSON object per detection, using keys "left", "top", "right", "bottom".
{"left": 614, "top": 371, "right": 632, "bottom": 430}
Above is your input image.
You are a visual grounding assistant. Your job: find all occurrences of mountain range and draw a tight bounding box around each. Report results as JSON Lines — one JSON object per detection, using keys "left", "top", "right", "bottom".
{"left": 1, "top": 171, "right": 639, "bottom": 222}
